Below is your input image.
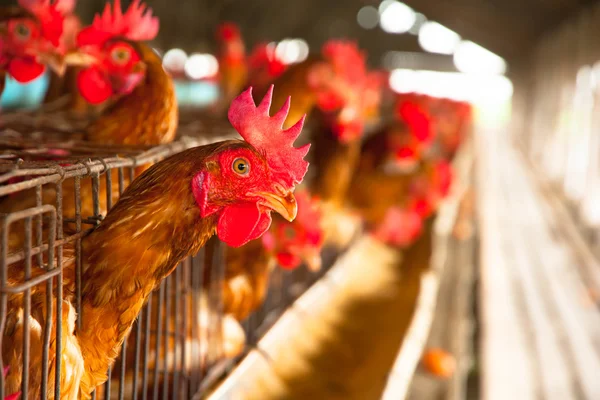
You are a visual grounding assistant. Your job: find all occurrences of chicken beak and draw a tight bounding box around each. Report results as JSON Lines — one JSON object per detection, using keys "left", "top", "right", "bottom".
{"left": 257, "top": 190, "right": 297, "bottom": 222}
{"left": 38, "top": 52, "right": 67, "bottom": 76}
{"left": 303, "top": 249, "right": 322, "bottom": 272}
{"left": 63, "top": 50, "right": 97, "bottom": 67}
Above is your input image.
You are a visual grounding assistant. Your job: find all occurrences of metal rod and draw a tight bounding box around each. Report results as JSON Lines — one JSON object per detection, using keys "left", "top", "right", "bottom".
{"left": 141, "top": 291, "right": 153, "bottom": 400}
{"left": 132, "top": 307, "right": 143, "bottom": 400}
{"left": 152, "top": 282, "right": 165, "bottom": 400}
{"left": 21, "top": 216, "right": 32, "bottom": 398}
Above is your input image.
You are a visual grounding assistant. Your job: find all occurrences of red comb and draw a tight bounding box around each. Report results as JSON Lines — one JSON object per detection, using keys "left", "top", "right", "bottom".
{"left": 2, "top": 367, "right": 20, "bottom": 400}
{"left": 322, "top": 40, "right": 367, "bottom": 83}
{"left": 295, "top": 190, "right": 323, "bottom": 245}
{"left": 434, "top": 160, "right": 453, "bottom": 198}
{"left": 228, "top": 85, "right": 311, "bottom": 188}
{"left": 248, "top": 43, "right": 286, "bottom": 78}
{"left": 77, "top": 0, "right": 158, "bottom": 47}
{"left": 54, "top": 0, "right": 75, "bottom": 13}
{"left": 217, "top": 22, "right": 240, "bottom": 41}
{"left": 18, "top": 0, "right": 68, "bottom": 47}
{"left": 373, "top": 207, "right": 423, "bottom": 247}
{"left": 397, "top": 101, "right": 433, "bottom": 144}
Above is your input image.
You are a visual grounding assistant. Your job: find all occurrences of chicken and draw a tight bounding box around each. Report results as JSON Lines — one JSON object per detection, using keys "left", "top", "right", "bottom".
{"left": 270, "top": 41, "right": 382, "bottom": 247}
{"left": 1, "top": 0, "right": 177, "bottom": 251}
{"left": 221, "top": 190, "right": 324, "bottom": 321}
{"left": 2, "top": 85, "right": 310, "bottom": 399}
{"left": 246, "top": 42, "right": 287, "bottom": 97}
{"left": 215, "top": 22, "right": 247, "bottom": 108}
{"left": 349, "top": 95, "right": 454, "bottom": 248}
{"left": 0, "top": 0, "right": 72, "bottom": 95}
{"left": 1, "top": 368, "right": 18, "bottom": 400}
{"left": 42, "top": 0, "right": 81, "bottom": 106}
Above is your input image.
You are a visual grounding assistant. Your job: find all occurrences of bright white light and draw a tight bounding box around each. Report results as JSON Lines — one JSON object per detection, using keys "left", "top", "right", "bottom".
{"left": 184, "top": 53, "right": 219, "bottom": 80}
{"left": 380, "top": 2, "right": 416, "bottom": 34}
{"left": 379, "top": 0, "right": 396, "bottom": 13}
{"left": 409, "top": 13, "right": 427, "bottom": 35}
{"left": 276, "top": 39, "right": 309, "bottom": 64}
{"left": 592, "top": 61, "right": 600, "bottom": 89}
{"left": 418, "top": 22, "right": 461, "bottom": 55}
{"left": 294, "top": 39, "right": 310, "bottom": 63}
{"left": 389, "top": 69, "right": 417, "bottom": 93}
{"left": 577, "top": 65, "right": 593, "bottom": 89}
{"left": 357, "top": 6, "right": 379, "bottom": 29}
{"left": 163, "top": 48, "right": 188, "bottom": 72}
{"left": 388, "top": 69, "right": 513, "bottom": 104}
{"left": 453, "top": 40, "right": 507, "bottom": 75}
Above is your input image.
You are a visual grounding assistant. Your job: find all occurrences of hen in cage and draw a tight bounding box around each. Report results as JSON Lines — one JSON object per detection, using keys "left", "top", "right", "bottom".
{"left": 0, "top": 85, "right": 310, "bottom": 399}
{"left": 219, "top": 189, "right": 324, "bottom": 322}
{"left": 349, "top": 94, "right": 464, "bottom": 248}
{"left": 0, "top": 0, "right": 180, "bottom": 254}
{"left": 0, "top": 0, "right": 74, "bottom": 97}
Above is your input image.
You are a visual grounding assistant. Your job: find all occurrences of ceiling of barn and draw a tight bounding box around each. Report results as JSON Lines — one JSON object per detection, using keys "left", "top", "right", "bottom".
{"left": 6, "top": 0, "right": 598, "bottom": 67}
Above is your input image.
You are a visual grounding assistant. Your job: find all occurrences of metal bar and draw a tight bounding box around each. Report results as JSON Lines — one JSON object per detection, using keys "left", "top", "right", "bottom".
{"left": 173, "top": 264, "right": 182, "bottom": 400}
{"left": 54, "top": 182, "right": 63, "bottom": 400}
{"left": 0, "top": 218, "right": 7, "bottom": 400}
{"left": 162, "top": 276, "right": 171, "bottom": 400}
{"left": 152, "top": 282, "right": 165, "bottom": 400}
{"left": 190, "top": 250, "right": 203, "bottom": 394}
{"left": 118, "top": 339, "right": 127, "bottom": 400}
{"left": 180, "top": 259, "right": 190, "bottom": 399}
{"left": 41, "top": 192, "right": 57, "bottom": 400}
{"left": 132, "top": 307, "right": 143, "bottom": 400}
{"left": 5, "top": 229, "right": 92, "bottom": 266}
{"left": 35, "top": 185, "right": 43, "bottom": 267}
{"left": 141, "top": 291, "right": 153, "bottom": 400}
{"left": 106, "top": 169, "right": 113, "bottom": 211}
{"left": 118, "top": 168, "right": 125, "bottom": 196}
{"left": 104, "top": 367, "right": 111, "bottom": 400}
{"left": 21, "top": 216, "right": 32, "bottom": 398}
{"left": 92, "top": 173, "right": 101, "bottom": 223}
{"left": 0, "top": 268, "right": 62, "bottom": 294}
{"left": 75, "top": 176, "right": 83, "bottom": 330}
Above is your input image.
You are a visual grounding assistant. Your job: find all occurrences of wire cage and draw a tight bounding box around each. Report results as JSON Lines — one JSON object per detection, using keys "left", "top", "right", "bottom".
{"left": 0, "top": 125, "right": 335, "bottom": 400}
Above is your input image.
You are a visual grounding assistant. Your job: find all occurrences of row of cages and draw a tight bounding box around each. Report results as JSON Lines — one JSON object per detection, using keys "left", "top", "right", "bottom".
{"left": 520, "top": 0, "right": 600, "bottom": 251}
{"left": 0, "top": 125, "right": 340, "bottom": 399}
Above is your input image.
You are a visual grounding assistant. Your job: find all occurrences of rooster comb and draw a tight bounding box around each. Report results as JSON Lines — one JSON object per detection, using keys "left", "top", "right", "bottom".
{"left": 84, "top": 0, "right": 158, "bottom": 44}
{"left": 18, "top": 0, "right": 72, "bottom": 46}
{"left": 217, "top": 22, "right": 240, "bottom": 41}
{"left": 295, "top": 191, "right": 322, "bottom": 229}
{"left": 322, "top": 40, "right": 367, "bottom": 83}
{"left": 397, "top": 101, "right": 434, "bottom": 144}
{"left": 228, "top": 85, "right": 310, "bottom": 188}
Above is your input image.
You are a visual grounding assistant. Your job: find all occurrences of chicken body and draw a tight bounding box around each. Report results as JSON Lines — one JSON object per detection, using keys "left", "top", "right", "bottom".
{"left": 2, "top": 147, "right": 218, "bottom": 399}
{"left": 1, "top": 42, "right": 179, "bottom": 253}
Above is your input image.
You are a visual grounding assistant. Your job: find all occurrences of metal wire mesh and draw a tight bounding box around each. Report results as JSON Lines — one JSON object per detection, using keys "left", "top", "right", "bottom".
{"left": 0, "top": 124, "right": 334, "bottom": 399}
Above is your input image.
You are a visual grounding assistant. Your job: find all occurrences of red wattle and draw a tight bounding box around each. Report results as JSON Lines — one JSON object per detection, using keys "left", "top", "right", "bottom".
{"left": 276, "top": 252, "right": 302, "bottom": 270}
{"left": 77, "top": 67, "right": 113, "bottom": 105}
{"left": 8, "top": 58, "right": 45, "bottom": 83}
{"left": 217, "top": 203, "right": 273, "bottom": 247}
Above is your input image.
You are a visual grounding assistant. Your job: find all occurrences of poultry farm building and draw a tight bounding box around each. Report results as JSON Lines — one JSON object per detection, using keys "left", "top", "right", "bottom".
{"left": 0, "top": 0, "right": 599, "bottom": 399}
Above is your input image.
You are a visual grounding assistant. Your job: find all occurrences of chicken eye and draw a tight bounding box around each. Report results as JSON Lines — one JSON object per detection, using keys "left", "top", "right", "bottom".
{"left": 232, "top": 157, "right": 250, "bottom": 176}
{"left": 111, "top": 47, "right": 132, "bottom": 65}
{"left": 13, "top": 22, "right": 30, "bottom": 41}
{"left": 284, "top": 226, "right": 296, "bottom": 239}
